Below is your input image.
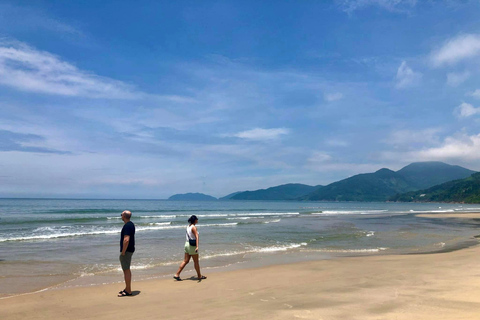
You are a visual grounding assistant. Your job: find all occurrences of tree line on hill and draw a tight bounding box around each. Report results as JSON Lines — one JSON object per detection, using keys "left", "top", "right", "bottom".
{"left": 168, "top": 161, "right": 480, "bottom": 203}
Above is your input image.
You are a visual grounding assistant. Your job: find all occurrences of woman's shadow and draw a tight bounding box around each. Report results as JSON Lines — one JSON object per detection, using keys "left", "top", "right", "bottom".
{"left": 182, "top": 276, "right": 207, "bottom": 283}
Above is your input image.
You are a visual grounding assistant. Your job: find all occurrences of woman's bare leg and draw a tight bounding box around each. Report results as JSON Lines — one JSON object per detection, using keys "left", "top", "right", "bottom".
{"left": 192, "top": 254, "right": 202, "bottom": 278}
{"left": 175, "top": 253, "right": 191, "bottom": 277}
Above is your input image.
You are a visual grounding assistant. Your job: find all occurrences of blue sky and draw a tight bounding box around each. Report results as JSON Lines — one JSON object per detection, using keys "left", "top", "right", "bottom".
{"left": 1, "top": 0, "right": 480, "bottom": 199}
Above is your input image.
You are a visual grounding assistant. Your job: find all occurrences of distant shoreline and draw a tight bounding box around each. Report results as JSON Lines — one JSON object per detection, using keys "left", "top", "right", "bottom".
{"left": 416, "top": 212, "right": 480, "bottom": 219}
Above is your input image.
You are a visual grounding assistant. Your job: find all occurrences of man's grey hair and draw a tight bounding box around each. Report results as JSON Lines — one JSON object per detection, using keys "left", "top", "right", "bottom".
{"left": 122, "top": 210, "right": 132, "bottom": 219}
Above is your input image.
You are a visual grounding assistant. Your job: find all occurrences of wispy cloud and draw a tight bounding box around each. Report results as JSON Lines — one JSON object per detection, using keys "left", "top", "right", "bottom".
{"left": 307, "top": 151, "right": 333, "bottom": 165}
{"left": 305, "top": 150, "right": 382, "bottom": 175}
{"left": 431, "top": 34, "right": 480, "bottom": 67}
{"left": 337, "top": 0, "right": 417, "bottom": 14}
{"left": 0, "top": 4, "right": 83, "bottom": 37}
{"left": 388, "top": 128, "right": 441, "bottom": 147}
{"left": 447, "top": 71, "right": 470, "bottom": 87}
{"left": 395, "top": 61, "right": 421, "bottom": 89}
{"left": 0, "top": 40, "right": 141, "bottom": 98}
{"left": 325, "top": 139, "right": 349, "bottom": 147}
{"left": 454, "top": 102, "right": 480, "bottom": 118}
{"left": 230, "top": 128, "right": 290, "bottom": 141}
{"left": 468, "top": 89, "right": 480, "bottom": 99}
{"left": 0, "top": 129, "right": 69, "bottom": 154}
{"left": 324, "top": 92, "right": 344, "bottom": 102}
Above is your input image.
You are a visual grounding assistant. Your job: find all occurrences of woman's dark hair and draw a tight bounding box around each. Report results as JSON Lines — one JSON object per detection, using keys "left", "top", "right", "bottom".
{"left": 188, "top": 215, "right": 198, "bottom": 224}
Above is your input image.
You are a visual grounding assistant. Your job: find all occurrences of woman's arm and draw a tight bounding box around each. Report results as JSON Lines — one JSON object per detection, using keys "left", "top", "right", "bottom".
{"left": 192, "top": 226, "right": 199, "bottom": 252}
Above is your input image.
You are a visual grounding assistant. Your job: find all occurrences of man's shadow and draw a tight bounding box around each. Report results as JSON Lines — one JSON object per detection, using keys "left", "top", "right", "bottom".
{"left": 119, "top": 290, "right": 141, "bottom": 297}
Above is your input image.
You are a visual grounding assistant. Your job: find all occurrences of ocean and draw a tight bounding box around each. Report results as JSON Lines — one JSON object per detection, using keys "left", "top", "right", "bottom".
{"left": 1, "top": 199, "right": 480, "bottom": 298}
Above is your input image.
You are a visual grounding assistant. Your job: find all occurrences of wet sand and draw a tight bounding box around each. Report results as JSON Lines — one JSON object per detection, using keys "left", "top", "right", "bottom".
{"left": 417, "top": 212, "right": 480, "bottom": 219}
{"left": 2, "top": 242, "right": 480, "bottom": 320}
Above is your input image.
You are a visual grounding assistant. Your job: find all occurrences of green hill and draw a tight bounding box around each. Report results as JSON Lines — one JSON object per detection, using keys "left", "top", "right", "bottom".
{"left": 390, "top": 172, "right": 480, "bottom": 203}
{"left": 219, "top": 192, "right": 243, "bottom": 200}
{"left": 168, "top": 193, "right": 217, "bottom": 201}
{"left": 301, "top": 168, "right": 411, "bottom": 202}
{"left": 397, "top": 161, "right": 475, "bottom": 189}
{"left": 301, "top": 162, "right": 476, "bottom": 202}
{"left": 231, "top": 183, "right": 322, "bottom": 200}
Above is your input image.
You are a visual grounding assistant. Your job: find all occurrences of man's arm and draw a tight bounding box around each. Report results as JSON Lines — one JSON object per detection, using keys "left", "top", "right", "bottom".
{"left": 121, "top": 235, "right": 130, "bottom": 256}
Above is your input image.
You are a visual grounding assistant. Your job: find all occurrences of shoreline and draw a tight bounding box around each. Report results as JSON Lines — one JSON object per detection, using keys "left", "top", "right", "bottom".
{"left": 3, "top": 243, "right": 480, "bottom": 319}
{"left": 4, "top": 210, "right": 480, "bottom": 300}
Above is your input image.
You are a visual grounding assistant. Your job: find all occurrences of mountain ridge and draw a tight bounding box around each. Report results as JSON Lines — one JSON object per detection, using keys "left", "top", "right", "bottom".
{"left": 231, "top": 183, "right": 322, "bottom": 201}
{"left": 300, "top": 161, "right": 475, "bottom": 202}
{"left": 167, "top": 162, "right": 477, "bottom": 202}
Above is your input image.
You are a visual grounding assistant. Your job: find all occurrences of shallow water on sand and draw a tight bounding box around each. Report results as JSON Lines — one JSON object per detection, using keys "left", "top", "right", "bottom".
{"left": 1, "top": 199, "right": 480, "bottom": 297}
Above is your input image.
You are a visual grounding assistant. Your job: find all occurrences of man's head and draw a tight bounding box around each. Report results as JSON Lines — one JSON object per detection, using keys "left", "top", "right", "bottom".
{"left": 121, "top": 210, "right": 132, "bottom": 222}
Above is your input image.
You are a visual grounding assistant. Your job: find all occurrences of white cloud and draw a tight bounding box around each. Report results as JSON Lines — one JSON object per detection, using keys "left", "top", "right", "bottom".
{"left": 231, "top": 128, "right": 290, "bottom": 141}
{"left": 431, "top": 34, "right": 480, "bottom": 67}
{"left": 395, "top": 61, "right": 422, "bottom": 89}
{"left": 324, "top": 92, "right": 344, "bottom": 102}
{"left": 454, "top": 102, "right": 480, "bottom": 118}
{"left": 468, "top": 89, "right": 480, "bottom": 99}
{"left": 307, "top": 151, "right": 333, "bottom": 164}
{"left": 447, "top": 71, "right": 470, "bottom": 87}
{"left": 338, "top": 0, "right": 417, "bottom": 13}
{"left": 416, "top": 133, "right": 480, "bottom": 161}
{"left": 0, "top": 40, "right": 141, "bottom": 98}
{"left": 381, "top": 132, "right": 480, "bottom": 163}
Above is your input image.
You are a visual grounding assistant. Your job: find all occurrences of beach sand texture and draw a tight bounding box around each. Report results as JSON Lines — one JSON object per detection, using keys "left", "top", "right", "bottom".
{"left": 2, "top": 244, "right": 480, "bottom": 320}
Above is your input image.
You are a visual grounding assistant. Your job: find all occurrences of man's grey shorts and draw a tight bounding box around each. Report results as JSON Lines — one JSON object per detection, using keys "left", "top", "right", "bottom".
{"left": 119, "top": 252, "right": 133, "bottom": 270}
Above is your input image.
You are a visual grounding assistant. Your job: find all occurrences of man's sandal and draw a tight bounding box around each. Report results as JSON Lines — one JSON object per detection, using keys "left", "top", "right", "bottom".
{"left": 118, "top": 290, "right": 132, "bottom": 297}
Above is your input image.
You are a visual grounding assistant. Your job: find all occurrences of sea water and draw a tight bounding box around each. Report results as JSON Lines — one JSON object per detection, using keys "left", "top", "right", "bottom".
{"left": 1, "top": 199, "right": 480, "bottom": 297}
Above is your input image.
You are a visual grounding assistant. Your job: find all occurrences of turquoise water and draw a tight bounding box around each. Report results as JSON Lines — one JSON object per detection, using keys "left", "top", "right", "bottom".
{"left": 1, "top": 199, "right": 480, "bottom": 297}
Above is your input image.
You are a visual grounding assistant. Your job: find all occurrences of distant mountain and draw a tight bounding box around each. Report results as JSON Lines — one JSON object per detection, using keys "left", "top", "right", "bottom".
{"left": 231, "top": 183, "right": 322, "bottom": 200}
{"left": 301, "top": 162, "right": 476, "bottom": 202}
{"left": 396, "top": 161, "right": 475, "bottom": 190}
{"left": 300, "top": 168, "right": 411, "bottom": 202}
{"left": 390, "top": 172, "right": 480, "bottom": 203}
{"left": 168, "top": 193, "right": 217, "bottom": 201}
{"left": 219, "top": 192, "right": 243, "bottom": 200}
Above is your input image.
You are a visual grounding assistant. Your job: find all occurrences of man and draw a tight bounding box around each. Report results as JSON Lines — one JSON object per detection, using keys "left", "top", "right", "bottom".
{"left": 118, "top": 210, "right": 135, "bottom": 297}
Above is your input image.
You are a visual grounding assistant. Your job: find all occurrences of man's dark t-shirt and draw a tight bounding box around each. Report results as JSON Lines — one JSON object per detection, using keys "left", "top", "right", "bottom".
{"left": 120, "top": 221, "right": 135, "bottom": 253}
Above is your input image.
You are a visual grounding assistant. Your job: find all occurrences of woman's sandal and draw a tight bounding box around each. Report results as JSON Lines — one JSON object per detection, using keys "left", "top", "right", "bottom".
{"left": 199, "top": 275, "right": 207, "bottom": 280}
{"left": 173, "top": 276, "right": 182, "bottom": 281}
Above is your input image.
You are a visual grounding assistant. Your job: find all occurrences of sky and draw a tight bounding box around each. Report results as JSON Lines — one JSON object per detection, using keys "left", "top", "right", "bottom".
{"left": 1, "top": 0, "right": 480, "bottom": 199}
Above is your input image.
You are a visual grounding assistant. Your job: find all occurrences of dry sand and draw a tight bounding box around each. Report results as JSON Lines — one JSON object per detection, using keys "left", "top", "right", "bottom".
{"left": 2, "top": 244, "right": 480, "bottom": 320}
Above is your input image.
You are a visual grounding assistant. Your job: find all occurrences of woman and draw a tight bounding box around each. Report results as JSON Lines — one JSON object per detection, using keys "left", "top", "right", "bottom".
{"left": 174, "top": 215, "right": 207, "bottom": 281}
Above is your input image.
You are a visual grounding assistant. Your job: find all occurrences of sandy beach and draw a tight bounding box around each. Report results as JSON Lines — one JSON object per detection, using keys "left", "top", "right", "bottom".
{"left": 417, "top": 213, "right": 480, "bottom": 219}
{"left": 2, "top": 242, "right": 480, "bottom": 320}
